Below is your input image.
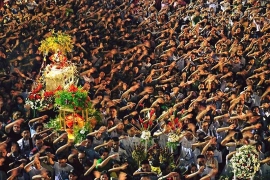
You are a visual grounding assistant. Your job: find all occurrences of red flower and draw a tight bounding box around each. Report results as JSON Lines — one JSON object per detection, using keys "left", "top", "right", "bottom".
{"left": 143, "top": 123, "right": 148, "bottom": 129}
{"left": 149, "top": 120, "right": 153, "bottom": 126}
{"left": 56, "top": 86, "right": 63, "bottom": 91}
{"left": 150, "top": 109, "right": 155, "bottom": 117}
{"left": 69, "top": 85, "right": 78, "bottom": 92}
{"left": 35, "top": 95, "right": 41, "bottom": 99}
{"left": 28, "top": 94, "right": 35, "bottom": 100}
{"left": 174, "top": 117, "right": 179, "bottom": 124}
{"left": 66, "top": 120, "right": 73, "bottom": 128}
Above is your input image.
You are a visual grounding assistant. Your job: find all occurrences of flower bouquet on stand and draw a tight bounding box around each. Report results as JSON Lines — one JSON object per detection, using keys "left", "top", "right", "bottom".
{"left": 132, "top": 144, "right": 148, "bottom": 167}
{"left": 159, "top": 147, "right": 176, "bottom": 170}
{"left": 141, "top": 130, "right": 151, "bottom": 154}
{"left": 230, "top": 145, "right": 260, "bottom": 180}
{"left": 167, "top": 132, "right": 180, "bottom": 154}
{"left": 139, "top": 112, "right": 155, "bottom": 155}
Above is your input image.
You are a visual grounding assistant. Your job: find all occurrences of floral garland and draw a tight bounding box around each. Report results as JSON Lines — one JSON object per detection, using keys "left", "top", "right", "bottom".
{"left": 54, "top": 85, "right": 91, "bottom": 110}
{"left": 39, "top": 31, "right": 73, "bottom": 55}
{"left": 230, "top": 145, "right": 260, "bottom": 179}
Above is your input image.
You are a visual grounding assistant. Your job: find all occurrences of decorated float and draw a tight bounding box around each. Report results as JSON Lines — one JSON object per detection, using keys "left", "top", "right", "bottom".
{"left": 26, "top": 31, "right": 101, "bottom": 143}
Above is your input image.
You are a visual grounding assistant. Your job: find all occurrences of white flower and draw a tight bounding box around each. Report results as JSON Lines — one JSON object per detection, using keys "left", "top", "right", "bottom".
{"left": 141, "top": 130, "right": 151, "bottom": 140}
{"left": 231, "top": 145, "right": 260, "bottom": 178}
{"left": 80, "top": 130, "right": 85, "bottom": 134}
{"left": 168, "top": 133, "right": 179, "bottom": 143}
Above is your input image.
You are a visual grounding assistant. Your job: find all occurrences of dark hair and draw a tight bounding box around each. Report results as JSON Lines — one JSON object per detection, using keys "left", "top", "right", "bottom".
{"left": 160, "top": 163, "right": 169, "bottom": 172}
{"left": 100, "top": 170, "right": 110, "bottom": 177}
{"left": 197, "top": 155, "right": 205, "bottom": 159}
{"left": 69, "top": 169, "right": 79, "bottom": 177}
{"left": 99, "top": 148, "right": 109, "bottom": 155}
{"left": 34, "top": 135, "right": 43, "bottom": 141}
{"left": 141, "top": 159, "right": 149, "bottom": 165}
{"left": 109, "top": 106, "right": 117, "bottom": 110}
{"left": 112, "top": 136, "right": 119, "bottom": 142}
{"left": 57, "top": 154, "right": 68, "bottom": 160}
{"left": 86, "top": 135, "right": 94, "bottom": 142}
{"left": 33, "top": 122, "right": 43, "bottom": 131}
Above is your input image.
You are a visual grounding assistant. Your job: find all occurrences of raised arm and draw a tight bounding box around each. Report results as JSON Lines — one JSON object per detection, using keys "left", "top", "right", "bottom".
{"left": 84, "top": 159, "right": 98, "bottom": 176}
{"left": 28, "top": 115, "right": 48, "bottom": 126}
{"left": 96, "top": 154, "right": 118, "bottom": 169}
{"left": 5, "top": 119, "right": 24, "bottom": 133}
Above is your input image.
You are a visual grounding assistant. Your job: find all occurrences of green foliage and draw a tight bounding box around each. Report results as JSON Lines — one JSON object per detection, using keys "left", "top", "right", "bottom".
{"left": 54, "top": 86, "right": 92, "bottom": 110}
{"left": 132, "top": 144, "right": 148, "bottom": 166}
{"left": 159, "top": 148, "right": 175, "bottom": 169}
{"left": 39, "top": 31, "right": 73, "bottom": 55}
{"left": 45, "top": 118, "right": 61, "bottom": 130}
{"left": 73, "top": 120, "right": 91, "bottom": 144}
{"left": 167, "top": 142, "right": 178, "bottom": 150}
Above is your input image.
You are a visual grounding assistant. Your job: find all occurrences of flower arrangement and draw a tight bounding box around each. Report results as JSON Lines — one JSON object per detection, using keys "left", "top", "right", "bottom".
{"left": 230, "top": 145, "right": 260, "bottom": 179}
{"left": 132, "top": 144, "right": 148, "bottom": 166}
{"left": 25, "top": 83, "right": 56, "bottom": 113}
{"left": 167, "top": 133, "right": 179, "bottom": 150}
{"left": 54, "top": 85, "right": 92, "bottom": 110}
{"left": 159, "top": 148, "right": 176, "bottom": 169}
{"left": 39, "top": 31, "right": 73, "bottom": 55}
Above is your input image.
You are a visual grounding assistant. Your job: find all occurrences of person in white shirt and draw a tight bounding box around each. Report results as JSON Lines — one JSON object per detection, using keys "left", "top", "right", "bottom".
{"left": 17, "top": 127, "right": 33, "bottom": 157}
{"left": 48, "top": 154, "right": 74, "bottom": 180}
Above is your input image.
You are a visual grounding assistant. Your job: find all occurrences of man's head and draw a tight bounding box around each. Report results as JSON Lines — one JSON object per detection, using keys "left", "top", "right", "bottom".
{"left": 78, "top": 151, "right": 86, "bottom": 165}
{"left": 69, "top": 169, "right": 79, "bottom": 180}
{"left": 34, "top": 135, "right": 44, "bottom": 149}
{"left": 160, "top": 163, "right": 171, "bottom": 175}
{"left": 34, "top": 158, "right": 42, "bottom": 170}
{"left": 185, "top": 129, "right": 193, "bottom": 141}
{"left": 13, "top": 123, "right": 21, "bottom": 134}
{"left": 112, "top": 137, "right": 120, "bottom": 151}
{"left": 34, "top": 123, "right": 44, "bottom": 133}
{"left": 100, "top": 170, "right": 109, "bottom": 180}
{"left": 125, "top": 124, "right": 136, "bottom": 137}
{"left": 85, "top": 135, "right": 93, "bottom": 148}
{"left": 141, "top": 160, "right": 151, "bottom": 172}
{"left": 202, "top": 121, "right": 209, "bottom": 132}
{"left": 109, "top": 106, "right": 118, "bottom": 118}
{"left": 21, "top": 127, "right": 30, "bottom": 140}
{"left": 197, "top": 155, "right": 206, "bottom": 167}
{"left": 58, "top": 154, "right": 68, "bottom": 167}
{"left": 99, "top": 148, "right": 110, "bottom": 160}
{"left": 205, "top": 147, "right": 215, "bottom": 160}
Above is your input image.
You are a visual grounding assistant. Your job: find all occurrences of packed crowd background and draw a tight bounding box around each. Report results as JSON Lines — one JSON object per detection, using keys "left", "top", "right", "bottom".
{"left": 0, "top": 0, "right": 270, "bottom": 179}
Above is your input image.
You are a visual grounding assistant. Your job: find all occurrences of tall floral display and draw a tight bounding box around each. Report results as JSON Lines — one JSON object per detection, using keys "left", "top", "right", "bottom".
{"left": 231, "top": 145, "right": 260, "bottom": 180}
{"left": 27, "top": 31, "right": 101, "bottom": 143}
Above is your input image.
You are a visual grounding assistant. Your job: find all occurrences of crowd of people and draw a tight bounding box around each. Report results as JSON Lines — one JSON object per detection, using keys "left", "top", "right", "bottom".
{"left": 0, "top": 0, "right": 270, "bottom": 179}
